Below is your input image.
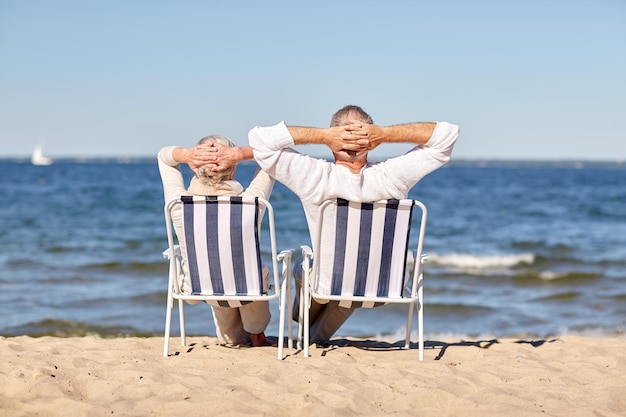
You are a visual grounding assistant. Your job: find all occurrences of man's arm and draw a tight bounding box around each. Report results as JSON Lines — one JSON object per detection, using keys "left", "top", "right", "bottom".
{"left": 339, "top": 119, "right": 437, "bottom": 151}
{"left": 287, "top": 125, "right": 370, "bottom": 154}
{"left": 376, "top": 120, "right": 460, "bottom": 187}
{"left": 211, "top": 123, "right": 369, "bottom": 168}
{"left": 288, "top": 120, "right": 438, "bottom": 153}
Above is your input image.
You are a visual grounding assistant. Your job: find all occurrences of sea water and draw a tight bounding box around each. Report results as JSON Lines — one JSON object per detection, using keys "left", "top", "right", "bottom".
{"left": 1, "top": 159, "right": 624, "bottom": 340}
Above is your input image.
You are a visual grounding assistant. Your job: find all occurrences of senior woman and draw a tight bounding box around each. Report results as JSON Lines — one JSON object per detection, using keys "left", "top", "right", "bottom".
{"left": 158, "top": 134, "right": 274, "bottom": 347}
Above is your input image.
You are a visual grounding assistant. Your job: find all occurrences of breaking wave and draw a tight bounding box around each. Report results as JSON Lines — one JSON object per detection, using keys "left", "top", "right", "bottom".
{"left": 428, "top": 253, "right": 535, "bottom": 269}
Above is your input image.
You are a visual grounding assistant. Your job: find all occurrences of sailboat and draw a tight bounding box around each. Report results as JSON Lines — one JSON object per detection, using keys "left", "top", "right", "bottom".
{"left": 31, "top": 144, "right": 53, "bottom": 166}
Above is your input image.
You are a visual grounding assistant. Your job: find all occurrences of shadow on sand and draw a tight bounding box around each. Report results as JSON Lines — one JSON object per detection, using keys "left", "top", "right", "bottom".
{"left": 316, "top": 337, "right": 561, "bottom": 360}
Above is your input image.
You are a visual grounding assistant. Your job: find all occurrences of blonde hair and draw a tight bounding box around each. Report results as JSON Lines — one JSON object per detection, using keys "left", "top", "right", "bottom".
{"left": 196, "top": 134, "right": 237, "bottom": 186}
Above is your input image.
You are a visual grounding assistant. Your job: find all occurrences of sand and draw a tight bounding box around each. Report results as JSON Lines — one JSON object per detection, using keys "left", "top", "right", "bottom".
{"left": 2, "top": 335, "right": 625, "bottom": 416}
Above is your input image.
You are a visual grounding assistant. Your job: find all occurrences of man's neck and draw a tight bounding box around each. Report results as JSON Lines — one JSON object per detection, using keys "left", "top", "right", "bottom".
{"left": 334, "top": 157, "right": 367, "bottom": 174}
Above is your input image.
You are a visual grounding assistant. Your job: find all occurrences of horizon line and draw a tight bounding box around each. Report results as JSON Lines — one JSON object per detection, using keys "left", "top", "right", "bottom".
{"left": 2, "top": 156, "right": 625, "bottom": 168}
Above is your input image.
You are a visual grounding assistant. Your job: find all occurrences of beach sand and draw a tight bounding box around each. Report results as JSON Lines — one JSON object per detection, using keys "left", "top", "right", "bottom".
{"left": 2, "top": 335, "right": 625, "bottom": 416}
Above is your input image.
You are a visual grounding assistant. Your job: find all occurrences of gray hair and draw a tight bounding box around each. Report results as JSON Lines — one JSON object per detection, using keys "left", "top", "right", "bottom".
{"left": 196, "top": 134, "right": 236, "bottom": 186}
{"left": 330, "top": 104, "right": 374, "bottom": 127}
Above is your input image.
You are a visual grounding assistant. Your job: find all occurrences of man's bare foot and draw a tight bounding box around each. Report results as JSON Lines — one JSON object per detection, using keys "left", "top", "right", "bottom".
{"left": 250, "top": 332, "right": 271, "bottom": 347}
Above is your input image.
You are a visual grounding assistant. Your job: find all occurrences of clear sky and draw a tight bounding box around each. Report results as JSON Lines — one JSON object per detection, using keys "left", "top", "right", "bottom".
{"left": 1, "top": 0, "right": 625, "bottom": 161}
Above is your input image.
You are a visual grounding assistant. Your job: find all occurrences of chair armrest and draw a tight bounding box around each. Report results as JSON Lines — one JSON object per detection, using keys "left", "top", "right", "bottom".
{"left": 300, "top": 245, "right": 313, "bottom": 259}
{"left": 277, "top": 248, "right": 295, "bottom": 262}
{"left": 162, "top": 245, "right": 181, "bottom": 260}
{"left": 277, "top": 249, "right": 295, "bottom": 285}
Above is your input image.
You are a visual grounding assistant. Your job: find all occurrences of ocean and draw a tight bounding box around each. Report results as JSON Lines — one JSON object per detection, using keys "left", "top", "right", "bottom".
{"left": 1, "top": 159, "right": 625, "bottom": 340}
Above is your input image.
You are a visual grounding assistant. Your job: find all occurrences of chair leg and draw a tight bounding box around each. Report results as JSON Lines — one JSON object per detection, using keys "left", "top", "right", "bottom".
{"left": 405, "top": 302, "right": 415, "bottom": 350}
{"left": 287, "top": 269, "right": 294, "bottom": 349}
{"left": 418, "top": 296, "right": 424, "bottom": 361}
{"left": 303, "top": 281, "right": 310, "bottom": 358}
{"left": 178, "top": 299, "right": 186, "bottom": 347}
{"left": 417, "top": 270, "right": 424, "bottom": 361}
{"left": 277, "top": 279, "right": 286, "bottom": 360}
{"left": 296, "top": 283, "right": 304, "bottom": 352}
{"left": 163, "top": 299, "right": 173, "bottom": 357}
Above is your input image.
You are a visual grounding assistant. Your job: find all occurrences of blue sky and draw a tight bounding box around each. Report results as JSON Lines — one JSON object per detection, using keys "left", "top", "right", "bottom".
{"left": 1, "top": 0, "right": 625, "bottom": 160}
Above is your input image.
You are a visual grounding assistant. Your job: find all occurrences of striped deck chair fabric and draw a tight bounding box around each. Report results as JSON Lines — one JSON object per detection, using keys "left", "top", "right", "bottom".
{"left": 162, "top": 195, "right": 295, "bottom": 359}
{"left": 181, "top": 195, "right": 264, "bottom": 307}
{"left": 301, "top": 198, "right": 428, "bottom": 359}
{"left": 314, "top": 198, "right": 414, "bottom": 307}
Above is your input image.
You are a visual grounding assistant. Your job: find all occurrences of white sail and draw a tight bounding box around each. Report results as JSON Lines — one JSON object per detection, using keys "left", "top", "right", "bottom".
{"left": 31, "top": 144, "right": 53, "bottom": 166}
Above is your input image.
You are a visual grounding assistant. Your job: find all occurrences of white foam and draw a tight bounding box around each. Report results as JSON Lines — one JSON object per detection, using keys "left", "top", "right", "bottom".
{"left": 383, "top": 326, "right": 625, "bottom": 342}
{"left": 380, "top": 327, "right": 498, "bottom": 342}
{"left": 428, "top": 253, "right": 535, "bottom": 269}
{"left": 538, "top": 271, "right": 567, "bottom": 280}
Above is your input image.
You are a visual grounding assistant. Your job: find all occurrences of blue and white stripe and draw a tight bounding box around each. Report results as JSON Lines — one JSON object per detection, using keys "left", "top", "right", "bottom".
{"left": 316, "top": 199, "right": 414, "bottom": 308}
{"left": 181, "top": 196, "right": 263, "bottom": 306}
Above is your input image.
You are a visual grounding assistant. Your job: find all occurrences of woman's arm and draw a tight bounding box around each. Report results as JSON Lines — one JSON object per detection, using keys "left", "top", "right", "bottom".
{"left": 157, "top": 146, "right": 188, "bottom": 203}
{"left": 242, "top": 168, "right": 274, "bottom": 200}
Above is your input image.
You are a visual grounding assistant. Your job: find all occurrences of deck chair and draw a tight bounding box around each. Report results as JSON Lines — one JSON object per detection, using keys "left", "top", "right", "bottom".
{"left": 298, "top": 198, "right": 428, "bottom": 359}
{"left": 162, "top": 195, "right": 294, "bottom": 359}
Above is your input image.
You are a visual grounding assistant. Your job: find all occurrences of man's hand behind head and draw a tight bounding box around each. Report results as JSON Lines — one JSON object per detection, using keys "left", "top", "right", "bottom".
{"left": 326, "top": 123, "right": 369, "bottom": 155}
{"left": 341, "top": 119, "right": 385, "bottom": 151}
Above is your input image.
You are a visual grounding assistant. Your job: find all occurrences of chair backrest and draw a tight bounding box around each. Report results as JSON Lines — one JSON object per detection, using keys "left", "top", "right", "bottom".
{"left": 312, "top": 198, "right": 418, "bottom": 306}
{"left": 179, "top": 195, "right": 265, "bottom": 300}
